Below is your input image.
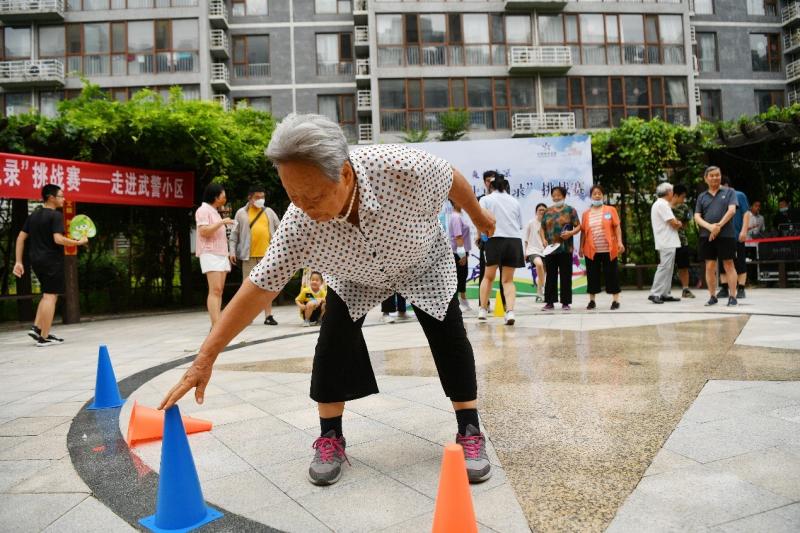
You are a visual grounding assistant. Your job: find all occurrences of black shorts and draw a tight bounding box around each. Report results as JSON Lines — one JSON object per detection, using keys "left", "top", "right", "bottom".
{"left": 699, "top": 237, "right": 736, "bottom": 261}
{"left": 718, "top": 242, "right": 747, "bottom": 274}
{"left": 675, "top": 245, "right": 691, "bottom": 269}
{"left": 484, "top": 237, "right": 525, "bottom": 268}
{"left": 32, "top": 261, "right": 64, "bottom": 294}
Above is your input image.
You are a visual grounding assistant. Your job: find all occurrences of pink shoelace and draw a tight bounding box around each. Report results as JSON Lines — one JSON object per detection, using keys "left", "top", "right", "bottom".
{"left": 456, "top": 433, "right": 485, "bottom": 459}
{"left": 312, "top": 436, "right": 351, "bottom": 465}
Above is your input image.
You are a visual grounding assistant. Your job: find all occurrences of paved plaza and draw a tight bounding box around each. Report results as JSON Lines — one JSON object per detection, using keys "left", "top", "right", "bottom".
{"left": 0, "top": 288, "right": 799, "bottom": 532}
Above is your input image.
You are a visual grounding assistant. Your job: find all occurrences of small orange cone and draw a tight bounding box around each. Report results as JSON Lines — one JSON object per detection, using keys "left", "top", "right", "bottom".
{"left": 493, "top": 289, "right": 505, "bottom": 318}
{"left": 126, "top": 401, "right": 213, "bottom": 447}
{"left": 432, "top": 444, "right": 478, "bottom": 533}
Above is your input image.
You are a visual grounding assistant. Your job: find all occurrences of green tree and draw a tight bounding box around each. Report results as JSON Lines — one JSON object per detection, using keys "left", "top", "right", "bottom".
{"left": 402, "top": 127, "right": 430, "bottom": 143}
{"left": 437, "top": 108, "right": 470, "bottom": 141}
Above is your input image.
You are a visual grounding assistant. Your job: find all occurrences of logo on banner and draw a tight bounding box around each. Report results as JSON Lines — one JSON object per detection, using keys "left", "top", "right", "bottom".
{"left": 536, "top": 142, "right": 557, "bottom": 159}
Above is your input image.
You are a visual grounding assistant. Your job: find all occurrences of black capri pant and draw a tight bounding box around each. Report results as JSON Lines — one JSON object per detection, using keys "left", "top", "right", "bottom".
{"left": 311, "top": 288, "right": 477, "bottom": 403}
{"left": 454, "top": 253, "right": 468, "bottom": 293}
{"left": 585, "top": 252, "right": 621, "bottom": 295}
{"left": 544, "top": 251, "right": 573, "bottom": 305}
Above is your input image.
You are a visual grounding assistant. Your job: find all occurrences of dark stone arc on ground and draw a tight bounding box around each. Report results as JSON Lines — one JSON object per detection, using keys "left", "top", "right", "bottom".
{"left": 66, "top": 328, "right": 343, "bottom": 533}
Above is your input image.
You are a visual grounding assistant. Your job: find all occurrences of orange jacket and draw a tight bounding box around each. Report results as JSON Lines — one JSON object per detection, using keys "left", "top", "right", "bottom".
{"left": 581, "top": 205, "right": 621, "bottom": 261}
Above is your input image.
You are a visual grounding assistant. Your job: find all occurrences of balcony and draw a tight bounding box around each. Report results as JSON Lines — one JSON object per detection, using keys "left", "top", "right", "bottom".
{"left": 786, "top": 28, "right": 800, "bottom": 54}
{"left": 783, "top": 2, "right": 800, "bottom": 25}
{"left": 789, "top": 88, "right": 800, "bottom": 105}
{"left": 355, "top": 26, "right": 369, "bottom": 49}
{"left": 210, "top": 63, "right": 230, "bottom": 91}
{"left": 788, "top": 59, "right": 800, "bottom": 83}
{"left": 208, "top": 0, "right": 228, "bottom": 30}
{"left": 0, "top": 0, "right": 63, "bottom": 22}
{"left": 353, "top": 0, "right": 367, "bottom": 22}
{"left": 0, "top": 59, "right": 64, "bottom": 87}
{"left": 358, "top": 123, "right": 373, "bottom": 144}
{"left": 357, "top": 90, "right": 371, "bottom": 113}
{"left": 356, "top": 58, "right": 370, "bottom": 86}
{"left": 210, "top": 30, "right": 229, "bottom": 60}
{"left": 212, "top": 94, "right": 230, "bottom": 111}
{"left": 504, "top": 0, "right": 567, "bottom": 11}
{"left": 508, "top": 46, "right": 572, "bottom": 73}
{"left": 233, "top": 63, "right": 270, "bottom": 79}
{"left": 511, "top": 113, "right": 576, "bottom": 136}
{"left": 317, "top": 61, "right": 353, "bottom": 77}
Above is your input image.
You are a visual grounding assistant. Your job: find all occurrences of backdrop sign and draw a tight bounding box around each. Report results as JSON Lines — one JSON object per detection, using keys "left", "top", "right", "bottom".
{"left": 0, "top": 152, "right": 194, "bottom": 208}
{"left": 415, "top": 135, "right": 594, "bottom": 295}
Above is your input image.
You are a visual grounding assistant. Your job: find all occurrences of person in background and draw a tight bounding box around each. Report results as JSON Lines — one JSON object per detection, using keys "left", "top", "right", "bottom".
{"left": 746, "top": 200, "right": 765, "bottom": 239}
{"left": 671, "top": 184, "right": 695, "bottom": 299}
{"left": 381, "top": 293, "right": 408, "bottom": 323}
{"left": 541, "top": 186, "right": 581, "bottom": 311}
{"left": 196, "top": 183, "right": 235, "bottom": 326}
{"left": 523, "top": 203, "right": 547, "bottom": 303}
{"left": 717, "top": 176, "right": 750, "bottom": 300}
{"left": 477, "top": 170, "right": 505, "bottom": 310}
{"left": 649, "top": 183, "right": 682, "bottom": 305}
{"left": 296, "top": 271, "right": 327, "bottom": 326}
{"left": 478, "top": 174, "right": 524, "bottom": 325}
{"left": 13, "top": 184, "right": 89, "bottom": 347}
{"left": 773, "top": 197, "right": 796, "bottom": 234}
{"left": 449, "top": 200, "right": 472, "bottom": 312}
{"left": 580, "top": 185, "right": 624, "bottom": 310}
{"left": 229, "top": 184, "right": 282, "bottom": 325}
{"left": 694, "top": 166, "right": 738, "bottom": 306}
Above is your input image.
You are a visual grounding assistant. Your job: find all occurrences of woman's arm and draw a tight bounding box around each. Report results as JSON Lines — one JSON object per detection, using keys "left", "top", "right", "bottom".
{"left": 449, "top": 168, "right": 495, "bottom": 237}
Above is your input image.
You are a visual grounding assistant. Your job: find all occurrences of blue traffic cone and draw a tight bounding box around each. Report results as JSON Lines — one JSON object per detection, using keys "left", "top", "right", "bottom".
{"left": 139, "top": 405, "right": 223, "bottom": 532}
{"left": 87, "top": 345, "right": 124, "bottom": 410}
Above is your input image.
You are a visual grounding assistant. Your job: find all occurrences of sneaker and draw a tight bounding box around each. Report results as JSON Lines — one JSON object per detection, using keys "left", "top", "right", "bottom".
{"left": 736, "top": 286, "right": 746, "bottom": 299}
{"left": 648, "top": 295, "right": 664, "bottom": 304}
{"left": 504, "top": 311, "right": 515, "bottom": 326}
{"left": 661, "top": 295, "right": 680, "bottom": 302}
{"left": 46, "top": 333, "right": 64, "bottom": 343}
{"left": 610, "top": 301, "right": 620, "bottom": 310}
{"left": 27, "top": 325, "right": 41, "bottom": 341}
{"left": 34, "top": 335, "right": 56, "bottom": 348}
{"left": 303, "top": 320, "right": 311, "bottom": 327}
{"left": 477, "top": 308, "right": 488, "bottom": 320}
{"left": 382, "top": 313, "right": 396, "bottom": 324}
{"left": 308, "top": 430, "right": 349, "bottom": 486}
{"left": 727, "top": 296, "right": 738, "bottom": 307}
{"left": 456, "top": 424, "right": 492, "bottom": 483}
{"left": 535, "top": 295, "right": 543, "bottom": 303}
{"left": 682, "top": 288, "right": 695, "bottom": 299}
{"left": 586, "top": 300, "right": 596, "bottom": 310}
{"left": 459, "top": 300, "right": 472, "bottom": 313}
{"left": 264, "top": 315, "right": 278, "bottom": 326}
{"left": 717, "top": 286, "right": 729, "bottom": 299}
{"left": 561, "top": 304, "right": 571, "bottom": 311}
{"left": 541, "top": 303, "right": 554, "bottom": 311}
{"left": 705, "top": 296, "right": 718, "bottom": 306}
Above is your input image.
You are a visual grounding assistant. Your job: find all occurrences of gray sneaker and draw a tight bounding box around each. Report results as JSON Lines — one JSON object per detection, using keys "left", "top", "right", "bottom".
{"left": 456, "top": 424, "right": 492, "bottom": 483}
{"left": 308, "top": 430, "right": 349, "bottom": 486}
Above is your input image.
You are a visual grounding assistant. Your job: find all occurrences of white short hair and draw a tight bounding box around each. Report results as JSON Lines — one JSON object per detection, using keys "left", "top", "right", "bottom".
{"left": 265, "top": 113, "right": 349, "bottom": 182}
{"left": 656, "top": 182, "right": 673, "bottom": 198}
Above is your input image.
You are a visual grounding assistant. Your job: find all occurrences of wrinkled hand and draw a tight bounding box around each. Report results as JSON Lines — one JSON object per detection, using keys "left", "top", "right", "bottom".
{"left": 13, "top": 262, "right": 24, "bottom": 278}
{"left": 229, "top": 255, "right": 237, "bottom": 265}
{"left": 618, "top": 243, "right": 626, "bottom": 254}
{"left": 560, "top": 230, "right": 572, "bottom": 240}
{"left": 474, "top": 209, "right": 496, "bottom": 238}
{"left": 738, "top": 232, "right": 747, "bottom": 243}
{"left": 222, "top": 217, "right": 234, "bottom": 225}
{"left": 159, "top": 356, "right": 214, "bottom": 410}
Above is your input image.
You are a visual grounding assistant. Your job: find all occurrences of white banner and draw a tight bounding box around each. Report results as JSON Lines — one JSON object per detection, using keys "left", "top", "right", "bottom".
{"left": 417, "top": 135, "right": 594, "bottom": 295}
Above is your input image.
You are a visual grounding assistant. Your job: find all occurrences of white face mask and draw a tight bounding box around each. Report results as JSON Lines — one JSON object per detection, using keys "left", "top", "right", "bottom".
{"left": 553, "top": 200, "right": 565, "bottom": 208}
{"left": 253, "top": 198, "right": 265, "bottom": 209}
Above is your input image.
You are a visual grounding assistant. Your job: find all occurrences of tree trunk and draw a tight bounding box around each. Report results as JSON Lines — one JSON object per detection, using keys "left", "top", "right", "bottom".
{"left": 11, "top": 199, "right": 33, "bottom": 322}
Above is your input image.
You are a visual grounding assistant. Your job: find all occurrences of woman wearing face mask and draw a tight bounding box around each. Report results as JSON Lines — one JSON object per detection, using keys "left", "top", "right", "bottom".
{"left": 580, "top": 185, "right": 624, "bottom": 310}
{"left": 541, "top": 186, "right": 581, "bottom": 311}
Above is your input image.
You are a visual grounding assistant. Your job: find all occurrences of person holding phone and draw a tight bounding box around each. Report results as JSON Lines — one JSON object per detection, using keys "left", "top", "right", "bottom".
{"left": 541, "top": 186, "right": 581, "bottom": 311}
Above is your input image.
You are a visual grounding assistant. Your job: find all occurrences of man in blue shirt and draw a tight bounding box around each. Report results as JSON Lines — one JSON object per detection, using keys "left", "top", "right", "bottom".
{"left": 717, "top": 176, "right": 751, "bottom": 300}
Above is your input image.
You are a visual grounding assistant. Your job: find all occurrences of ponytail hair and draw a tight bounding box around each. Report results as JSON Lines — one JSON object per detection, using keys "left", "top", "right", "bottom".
{"left": 492, "top": 173, "right": 510, "bottom": 194}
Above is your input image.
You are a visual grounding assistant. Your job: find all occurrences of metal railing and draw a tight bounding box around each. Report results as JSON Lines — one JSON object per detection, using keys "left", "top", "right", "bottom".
{"left": 0, "top": 0, "right": 64, "bottom": 15}
{"left": 511, "top": 113, "right": 576, "bottom": 135}
{"left": 355, "top": 26, "right": 369, "bottom": 46}
{"left": 788, "top": 88, "right": 800, "bottom": 105}
{"left": 690, "top": 25, "right": 696, "bottom": 45}
{"left": 210, "top": 29, "right": 228, "bottom": 52}
{"left": 358, "top": 123, "right": 373, "bottom": 144}
{"left": 787, "top": 59, "right": 800, "bottom": 82}
{"left": 233, "top": 63, "right": 270, "bottom": 78}
{"left": 785, "top": 29, "right": 800, "bottom": 52}
{"left": 508, "top": 46, "right": 572, "bottom": 68}
{"left": 693, "top": 85, "right": 701, "bottom": 106}
{"left": 353, "top": 0, "right": 367, "bottom": 13}
{"left": 356, "top": 58, "right": 369, "bottom": 76}
{"left": 357, "top": 90, "right": 371, "bottom": 110}
{"left": 783, "top": 2, "right": 800, "bottom": 24}
{"left": 212, "top": 94, "right": 230, "bottom": 111}
{"left": 0, "top": 59, "right": 64, "bottom": 83}
{"left": 210, "top": 62, "right": 229, "bottom": 84}
{"left": 208, "top": 0, "right": 227, "bottom": 23}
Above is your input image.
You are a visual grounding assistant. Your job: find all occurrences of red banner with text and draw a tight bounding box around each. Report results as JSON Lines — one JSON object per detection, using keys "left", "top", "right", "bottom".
{"left": 0, "top": 152, "right": 194, "bottom": 208}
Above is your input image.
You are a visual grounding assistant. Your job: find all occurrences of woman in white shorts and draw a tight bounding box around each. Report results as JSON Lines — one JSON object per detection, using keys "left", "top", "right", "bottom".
{"left": 195, "top": 183, "right": 234, "bottom": 326}
{"left": 524, "top": 203, "right": 547, "bottom": 302}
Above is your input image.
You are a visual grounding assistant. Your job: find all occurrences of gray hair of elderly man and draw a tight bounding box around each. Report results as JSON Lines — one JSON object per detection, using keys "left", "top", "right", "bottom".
{"left": 703, "top": 165, "right": 721, "bottom": 178}
{"left": 265, "top": 113, "right": 349, "bottom": 183}
{"left": 655, "top": 182, "right": 673, "bottom": 198}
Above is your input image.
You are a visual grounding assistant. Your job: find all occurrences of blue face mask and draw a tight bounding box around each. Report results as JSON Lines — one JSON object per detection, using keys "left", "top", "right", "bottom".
{"left": 591, "top": 199, "right": 604, "bottom": 207}
{"left": 553, "top": 200, "right": 565, "bottom": 208}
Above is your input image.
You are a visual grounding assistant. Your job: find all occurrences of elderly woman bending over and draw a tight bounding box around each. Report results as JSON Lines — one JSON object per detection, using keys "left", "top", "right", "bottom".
{"left": 161, "top": 114, "right": 496, "bottom": 487}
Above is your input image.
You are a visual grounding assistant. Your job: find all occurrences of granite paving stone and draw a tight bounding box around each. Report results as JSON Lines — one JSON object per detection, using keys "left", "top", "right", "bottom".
{"left": 41, "top": 496, "right": 135, "bottom": 533}
{"left": 0, "top": 493, "right": 88, "bottom": 532}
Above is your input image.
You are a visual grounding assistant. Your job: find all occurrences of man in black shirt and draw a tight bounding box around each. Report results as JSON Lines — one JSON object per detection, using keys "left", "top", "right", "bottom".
{"left": 13, "top": 184, "right": 88, "bottom": 347}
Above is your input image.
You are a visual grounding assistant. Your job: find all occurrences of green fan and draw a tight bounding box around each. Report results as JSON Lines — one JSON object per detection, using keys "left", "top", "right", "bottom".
{"left": 69, "top": 214, "right": 97, "bottom": 240}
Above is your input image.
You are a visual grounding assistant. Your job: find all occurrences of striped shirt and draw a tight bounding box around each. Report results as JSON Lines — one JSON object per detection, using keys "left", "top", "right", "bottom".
{"left": 588, "top": 209, "right": 610, "bottom": 253}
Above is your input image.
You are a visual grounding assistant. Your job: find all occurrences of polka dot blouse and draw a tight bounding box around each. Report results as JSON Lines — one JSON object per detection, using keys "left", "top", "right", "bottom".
{"left": 249, "top": 144, "right": 457, "bottom": 321}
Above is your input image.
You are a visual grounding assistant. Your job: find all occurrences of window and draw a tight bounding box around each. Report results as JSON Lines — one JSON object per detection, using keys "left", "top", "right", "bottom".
{"left": 234, "top": 97, "right": 271, "bottom": 112}
{"left": 84, "top": 23, "right": 111, "bottom": 75}
{"left": 5, "top": 93, "right": 31, "bottom": 116}
{"left": 3, "top": 27, "right": 31, "bottom": 59}
{"left": 233, "top": 35, "right": 270, "bottom": 78}
{"left": 700, "top": 90, "right": 722, "bottom": 121}
{"left": 315, "top": 0, "right": 351, "bottom": 13}
{"left": 39, "top": 91, "right": 64, "bottom": 118}
{"left": 696, "top": 33, "right": 718, "bottom": 72}
{"left": 755, "top": 90, "right": 784, "bottom": 113}
{"left": 316, "top": 33, "right": 353, "bottom": 76}
{"left": 694, "top": 0, "right": 713, "bottom": 14}
{"left": 376, "top": 14, "right": 403, "bottom": 66}
{"left": 747, "top": 0, "right": 777, "bottom": 16}
{"left": 750, "top": 33, "right": 780, "bottom": 72}
{"left": 318, "top": 95, "right": 355, "bottom": 141}
{"left": 659, "top": 16, "right": 684, "bottom": 64}
{"left": 232, "top": 0, "right": 267, "bottom": 17}
{"left": 39, "top": 26, "right": 65, "bottom": 59}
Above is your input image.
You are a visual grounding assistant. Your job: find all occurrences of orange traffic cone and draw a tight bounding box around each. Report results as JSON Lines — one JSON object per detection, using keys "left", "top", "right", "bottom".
{"left": 126, "top": 401, "right": 213, "bottom": 447}
{"left": 432, "top": 444, "right": 478, "bottom": 533}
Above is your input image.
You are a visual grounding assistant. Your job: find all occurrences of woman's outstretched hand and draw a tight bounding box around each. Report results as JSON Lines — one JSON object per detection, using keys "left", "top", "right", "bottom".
{"left": 159, "top": 355, "right": 215, "bottom": 410}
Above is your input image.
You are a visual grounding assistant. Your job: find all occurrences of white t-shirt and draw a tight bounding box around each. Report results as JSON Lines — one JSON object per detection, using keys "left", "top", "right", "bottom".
{"left": 479, "top": 191, "right": 522, "bottom": 239}
{"left": 523, "top": 218, "right": 544, "bottom": 256}
{"left": 651, "top": 197, "right": 681, "bottom": 250}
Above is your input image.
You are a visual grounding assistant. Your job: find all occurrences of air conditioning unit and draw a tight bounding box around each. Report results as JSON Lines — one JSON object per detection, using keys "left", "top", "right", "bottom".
{"left": 28, "top": 64, "right": 41, "bottom": 77}
{"left": 27, "top": 0, "right": 40, "bottom": 10}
